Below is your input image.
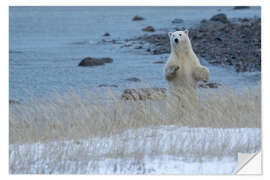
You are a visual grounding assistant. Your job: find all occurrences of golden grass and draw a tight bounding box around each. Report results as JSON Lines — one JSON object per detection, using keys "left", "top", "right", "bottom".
{"left": 9, "top": 85, "right": 261, "bottom": 145}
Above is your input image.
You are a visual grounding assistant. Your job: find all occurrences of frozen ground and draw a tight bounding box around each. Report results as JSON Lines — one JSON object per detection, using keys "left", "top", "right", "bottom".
{"left": 9, "top": 126, "right": 261, "bottom": 174}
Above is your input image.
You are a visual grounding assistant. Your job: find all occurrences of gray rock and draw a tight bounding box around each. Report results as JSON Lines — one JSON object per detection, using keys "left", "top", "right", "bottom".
{"left": 199, "top": 82, "right": 222, "bottom": 88}
{"left": 9, "top": 99, "right": 20, "bottom": 104}
{"left": 233, "top": 6, "right": 250, "bottom": 10}
{"left": 121, "top": 88, "right": 167, "bottom": 100}
{"left": 78, "top": 57, "right": 113, "bottom": 67}
{"left": 126, "top": 77, "right": 141, "bottom": 82}
{"left": 132, "top": 15, "right": 144, "bottom": 21}
{"left": 171, "top": 18, "right": 184, "bottom": 24}
{"left": 142, "top": 26, "right": 155, "bottom": 32}
{"left": 210, "top": 13, "right": 228, "bottom": 23}
{"left": 153, "top": 61, "right": 165, "bottom": 64}
{"left": 98, "top": 84, "right": 118, "bottom": 88}
{"left": 103, "top": 32, "right": 110, "bottom": 36}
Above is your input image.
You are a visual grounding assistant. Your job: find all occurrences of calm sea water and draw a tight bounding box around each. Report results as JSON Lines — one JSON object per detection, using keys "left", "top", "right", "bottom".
{"left": 9, "top": 6, "right": 261, "bottom": 102}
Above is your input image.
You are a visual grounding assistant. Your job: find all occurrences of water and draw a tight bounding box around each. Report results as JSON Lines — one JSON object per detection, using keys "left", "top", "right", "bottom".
{"left": 9, "top": 6, "right": 261, "bottom": 102}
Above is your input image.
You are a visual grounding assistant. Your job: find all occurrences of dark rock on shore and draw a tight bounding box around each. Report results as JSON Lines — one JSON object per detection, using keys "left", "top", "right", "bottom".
{"left": 121, "top": 88, "right": 167, "bottom": 100}
{"left": 154, "top": 61, "right": 166, "bottom": 64}
{"left": 171, "top": 18, "right": 184, "bottom": 24}
{"left": 142, "top": 26, "right": 155, "bottom": 32}
{"left": 98, "top": 84, "right": 118, "bottom": 88}
{"left": 103, "top": 32, "right": 110, "bottom": 36}
{"left": 126, "top": 77, "right": 141, "bottom": 82}
{"left": 210, "top": 13, "right": 229, "bottom": 23}
{"left": 199, "top": 82, "right": 222, "bottom": 89}
{"left": 78, "top": 57, "right": 113, "bottom": 67}
{"left": 9, "top": 99, "right": 20, "bottom": 105}
{"left": 132, "top": 16, "right": 261, "bottom": 72}
{"left": 132, "top": 15, "right": 144, "bottom": 21}
{"left": 233, "top": 6, "right": 250, "bottom": 10}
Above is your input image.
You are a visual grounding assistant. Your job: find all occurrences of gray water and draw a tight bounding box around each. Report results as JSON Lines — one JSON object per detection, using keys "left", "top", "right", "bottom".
{"left": 9, "top": 6, "right": 261, "bottom": 102}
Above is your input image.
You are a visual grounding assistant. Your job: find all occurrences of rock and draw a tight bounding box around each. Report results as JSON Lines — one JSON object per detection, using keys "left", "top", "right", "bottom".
{"left": 201, "top": 19, "right": 207, "bottom": 23}
{"left": 121, "top": 88, "right": 167, "bottom": 101}
{"left": 78, "top": 57, "right": 113, "bottom": 67}
{"left": 233, "top": 6, "right": 250, "bottom": 10}
{"left": 135, "top": 46, "right": 143, "bottom": 49}
{"left": 126, "top": 77, "right": 141, "bottom": 82}
{"left": 171, "top": 18, "right": 184, "bottom": 24}
{"left": 9, "top": 100, "right": 20, "bottom": 104}
{"left": 142, "top": 26, "right": 155, "bottom": 32}
{"left": 103, "top": 32, "right": 110, "bottom": 36}
{"left": 98, "top": 84, "right": 118, "bottom": 88}
{"left": 199, "top": 82, "right": 221, "bottom": 88}
{"left": 132, "top": 15, "right": 144, "bottom": 21}
{"left": 210, "top": 13, "right": 228, "bottom": 23}
{"left": 153, "top": 61, "right": 165, "bottom": 64}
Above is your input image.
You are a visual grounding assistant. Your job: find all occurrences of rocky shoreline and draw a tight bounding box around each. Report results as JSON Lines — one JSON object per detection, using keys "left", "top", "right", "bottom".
{"left": 131, "top": 14, "right": 261, "bottom": 73}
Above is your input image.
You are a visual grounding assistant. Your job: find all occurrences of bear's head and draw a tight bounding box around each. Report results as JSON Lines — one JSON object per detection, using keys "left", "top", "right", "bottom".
{"left": 168, "top": 30, "right": 191, "bottom": 54}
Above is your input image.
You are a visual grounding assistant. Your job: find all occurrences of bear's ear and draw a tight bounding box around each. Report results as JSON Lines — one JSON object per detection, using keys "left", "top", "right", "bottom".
{"left": 184, "top": 29, "right": 189, "bottom": 35}
{"left": 168, "top": 32, "right": 172, "bottom": 37}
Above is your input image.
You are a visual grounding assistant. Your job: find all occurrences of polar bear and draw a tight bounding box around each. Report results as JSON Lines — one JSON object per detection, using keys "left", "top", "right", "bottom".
{"left": 164, "top": 30, "right": 209, "bottom": 106}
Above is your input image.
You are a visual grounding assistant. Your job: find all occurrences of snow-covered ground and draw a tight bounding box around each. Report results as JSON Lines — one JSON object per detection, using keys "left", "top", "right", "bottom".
{"left": 9, "top": 126, "right": 261, "bottom": 174}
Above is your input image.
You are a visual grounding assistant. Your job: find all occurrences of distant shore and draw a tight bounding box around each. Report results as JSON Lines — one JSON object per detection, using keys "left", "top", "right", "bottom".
{"left": 130, "top": 15, "right": 261, "bottom": 73}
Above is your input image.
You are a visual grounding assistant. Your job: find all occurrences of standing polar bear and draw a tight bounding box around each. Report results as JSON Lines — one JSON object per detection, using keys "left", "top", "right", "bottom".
{"left": 164, "top": 30, "right": 209, "bottom": 105}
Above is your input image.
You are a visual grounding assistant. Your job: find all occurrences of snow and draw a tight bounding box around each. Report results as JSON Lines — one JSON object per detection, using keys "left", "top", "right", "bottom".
{"left": 9, "top": 126, "right": 261, "bottom": 174}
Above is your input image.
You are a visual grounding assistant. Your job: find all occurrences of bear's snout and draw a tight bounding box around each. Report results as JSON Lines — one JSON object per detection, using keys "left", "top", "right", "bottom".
{"left": 174, "top": 38, "right": 179, "bottom": 43}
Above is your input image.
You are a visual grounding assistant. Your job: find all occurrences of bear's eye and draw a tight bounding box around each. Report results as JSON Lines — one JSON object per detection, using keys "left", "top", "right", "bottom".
{"left": 179, "top": 34, "right": 182, "bottom": 36}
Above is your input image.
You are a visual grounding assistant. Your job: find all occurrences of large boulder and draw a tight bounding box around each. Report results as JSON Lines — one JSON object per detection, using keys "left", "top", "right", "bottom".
{"left": 121, "top": 88, "right": 167, "bottom": 101}
{"left": 132, "top": 15, "right": 144, "bottom": 21}
{"left": 78, "top": 57, "right": 113, "bottom": 67}
{"left": 210, "top": 13, "right": 229, "bottom": 23}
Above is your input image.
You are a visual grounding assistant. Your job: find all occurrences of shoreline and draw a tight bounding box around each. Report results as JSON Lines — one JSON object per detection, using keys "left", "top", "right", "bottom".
{"left": 129, "top": 14, "right": 261, "bottom": 73}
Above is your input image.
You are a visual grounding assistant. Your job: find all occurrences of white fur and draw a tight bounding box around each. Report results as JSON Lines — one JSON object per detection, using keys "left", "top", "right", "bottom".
{"left": 164, "top": 30, "right": 209, "bottom": 104}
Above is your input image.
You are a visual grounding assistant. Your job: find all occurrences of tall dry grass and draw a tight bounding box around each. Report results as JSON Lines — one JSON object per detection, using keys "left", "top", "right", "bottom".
{"left": 9, "top": 85, "right": 261, "bottom": 145}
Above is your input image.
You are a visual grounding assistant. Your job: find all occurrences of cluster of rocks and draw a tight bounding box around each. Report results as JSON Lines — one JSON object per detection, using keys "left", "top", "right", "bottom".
{"left": 132, "top": 14, "right": 261, "bottom": 72}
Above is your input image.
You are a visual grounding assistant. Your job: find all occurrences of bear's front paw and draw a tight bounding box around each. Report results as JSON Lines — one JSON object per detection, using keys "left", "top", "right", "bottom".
{"left": 166, "top": 65, "right": 180, "bottom": 81}
{"left": 168, "top": 65, "right": 180, "bottom": 74}
{"left": 200, "top": 67, "right": 209, "bottom": 82}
